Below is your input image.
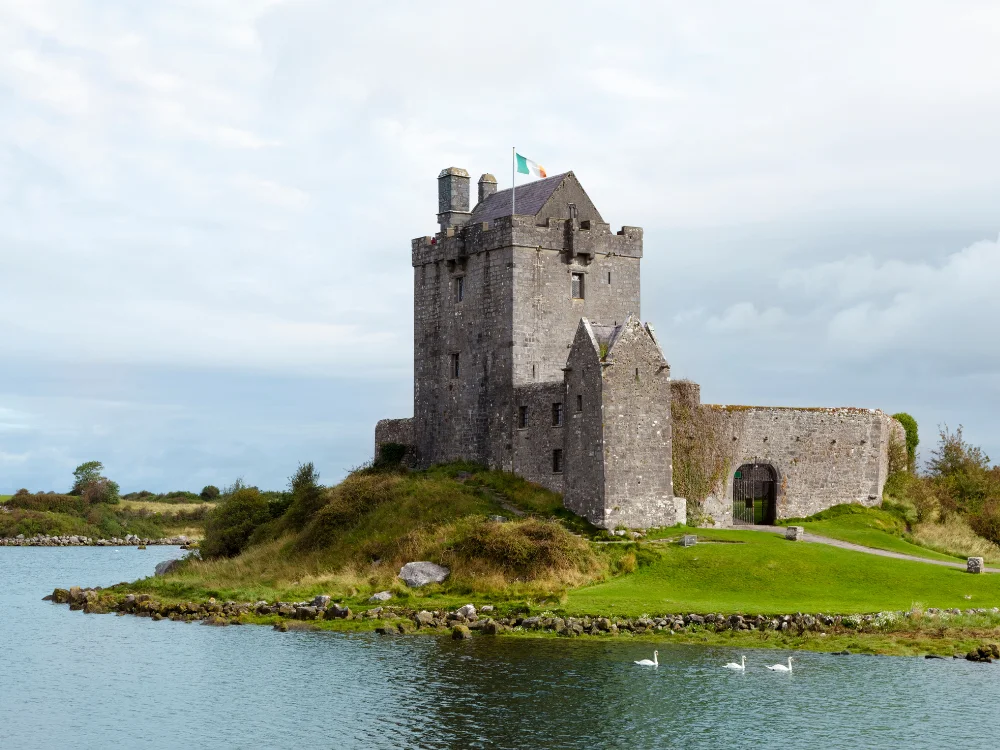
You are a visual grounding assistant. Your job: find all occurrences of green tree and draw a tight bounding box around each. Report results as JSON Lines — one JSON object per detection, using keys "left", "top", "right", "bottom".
{"left": 891, "top": 413, "right": 919, "bottom": 470}
{"left": 283, "top": 462, "right": 326, "bottom": 530}
{"left": 69, "top": 461, "right": 120, "bottom": 503}
{"left": 201, "top": 483, "right": 271, "bottom": 558}
{"left": 70, "top": 461, "right": 104, "bottom": 495}
{"left": 200, "top": 485, "right": 220, "bottom": 501}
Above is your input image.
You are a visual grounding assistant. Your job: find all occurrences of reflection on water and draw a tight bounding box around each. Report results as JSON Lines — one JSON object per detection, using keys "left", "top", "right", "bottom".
{"left": 1, "top": 547, "right": 998, "bottom": 749}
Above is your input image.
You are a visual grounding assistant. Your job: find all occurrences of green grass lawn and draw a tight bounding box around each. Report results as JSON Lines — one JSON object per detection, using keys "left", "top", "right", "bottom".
{"left": 564, "top": 528, "right": 1000, "bottom": 616}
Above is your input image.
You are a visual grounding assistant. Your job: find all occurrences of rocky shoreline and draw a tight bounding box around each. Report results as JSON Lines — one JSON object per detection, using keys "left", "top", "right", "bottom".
{"left": 44, "top": 586, "right": 1000, "bottom": 660}
{"left": 2, "top": 534, "right": 194, "bottom": 547}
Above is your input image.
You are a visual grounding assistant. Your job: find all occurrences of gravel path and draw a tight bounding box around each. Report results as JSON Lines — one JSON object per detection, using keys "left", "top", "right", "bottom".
{"left": 743, "top": 525, "right": 1000, "bottom": 572}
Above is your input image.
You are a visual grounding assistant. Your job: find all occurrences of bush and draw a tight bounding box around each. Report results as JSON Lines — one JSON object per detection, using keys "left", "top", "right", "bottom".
{"left": 200, "top": 485, "right": 220, "bottom": 501}
{"left": 892, "top": 413, "right": 919, "bottom": 469}
{"left": 200, "top": 485, "right": 271, "bottom": 559}
{"left": 82, "top": 477, "right": 120, "bottom": 505}
{"left": 449, "top": 517, "right": 595, "bottom": 579}
{"left": 283, "top": 463, "right": 326, "bottom": 531}
{"left": 15, "top": 488, "right": 30, "bottom": 497}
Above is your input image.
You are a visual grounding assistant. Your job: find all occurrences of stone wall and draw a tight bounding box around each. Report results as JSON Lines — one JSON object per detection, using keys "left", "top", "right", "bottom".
{"left": 674, "top": 383, "right": 905, "bottom": 525}
{"left": 599, "top": 320, "right": 680, "bottom": 529}
{"left": 374, "top": 418, "right": 416, "bottom": 464}
{"left": 512, "top": 382, "right": 567, "bottom": 493}
{"left": 562, "top": 322, "right": 608, "bottom": 523}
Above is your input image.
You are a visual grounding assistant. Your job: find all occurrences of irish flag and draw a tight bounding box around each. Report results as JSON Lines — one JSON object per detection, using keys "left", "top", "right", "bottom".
{"left": 515, "top": 153, "right": 546, "bottom": 178}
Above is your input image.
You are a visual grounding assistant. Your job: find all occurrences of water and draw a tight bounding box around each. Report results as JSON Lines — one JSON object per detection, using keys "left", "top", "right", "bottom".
{"left": 2, "top": 548, "right": 999, "bottom": 749}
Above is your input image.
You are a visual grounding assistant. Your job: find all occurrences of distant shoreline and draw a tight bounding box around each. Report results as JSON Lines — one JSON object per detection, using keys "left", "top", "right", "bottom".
{"left": 2, "top": 534, "right": 195, "bottom": 547}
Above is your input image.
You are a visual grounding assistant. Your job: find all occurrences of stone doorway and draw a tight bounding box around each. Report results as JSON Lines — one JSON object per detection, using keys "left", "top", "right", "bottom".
{"left": 732, "top": 461, "right": 777, "bottom": 525}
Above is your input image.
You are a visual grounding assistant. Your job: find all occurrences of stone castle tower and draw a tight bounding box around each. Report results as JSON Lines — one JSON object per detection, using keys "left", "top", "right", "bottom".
{"left": 377, "top": 167, "right": 683, "bottom": 528}
{"left": 376, "top": 167, "right": 902, "bottom": 529}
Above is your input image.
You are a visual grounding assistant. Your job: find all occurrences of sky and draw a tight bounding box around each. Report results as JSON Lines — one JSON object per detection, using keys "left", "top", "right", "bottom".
{"left": 1, "top": 0, "right": 998, "bottom": 493}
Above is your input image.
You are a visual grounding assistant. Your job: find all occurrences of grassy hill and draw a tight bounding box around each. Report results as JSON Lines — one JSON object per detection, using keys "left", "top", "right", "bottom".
{"left": 124, "top": 462, "right": 1000, "bottom": 623}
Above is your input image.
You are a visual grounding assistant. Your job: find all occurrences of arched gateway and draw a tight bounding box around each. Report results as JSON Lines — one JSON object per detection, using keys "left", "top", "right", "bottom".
{"left": 732, "top": 461, "right": 777, "bottom": 525}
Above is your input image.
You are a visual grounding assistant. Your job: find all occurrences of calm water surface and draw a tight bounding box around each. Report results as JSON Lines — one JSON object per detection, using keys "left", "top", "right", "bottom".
{"left": 2, "top": 547, "right": 999, "bottom": 749}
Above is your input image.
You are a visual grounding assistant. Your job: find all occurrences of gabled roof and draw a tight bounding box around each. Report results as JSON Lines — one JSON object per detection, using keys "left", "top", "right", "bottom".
{"left": 469, "top": 173, "right": 569, "bottom": 224}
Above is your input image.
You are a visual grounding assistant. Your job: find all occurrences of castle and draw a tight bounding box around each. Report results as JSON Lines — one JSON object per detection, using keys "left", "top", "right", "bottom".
{"left": 376, "top": 168, "right": 904, "bottom": 529}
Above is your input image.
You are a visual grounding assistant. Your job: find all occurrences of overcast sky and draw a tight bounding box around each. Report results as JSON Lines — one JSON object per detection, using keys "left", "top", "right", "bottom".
{"left": 2, "top": 0, "right": 998, "bottom": 493}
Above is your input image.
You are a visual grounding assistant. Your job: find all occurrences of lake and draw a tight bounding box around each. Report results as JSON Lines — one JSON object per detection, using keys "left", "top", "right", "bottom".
{"left": 2, "top": 547, "right": 999, "bottom": 748}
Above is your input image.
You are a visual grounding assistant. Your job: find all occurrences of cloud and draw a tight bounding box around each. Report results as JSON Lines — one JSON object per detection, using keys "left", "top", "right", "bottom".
{"left": 0, "top": 0, "right": 999, "bottom": 488}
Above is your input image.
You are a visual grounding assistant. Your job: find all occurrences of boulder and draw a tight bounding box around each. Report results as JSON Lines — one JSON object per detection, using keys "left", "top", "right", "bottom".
{"left": 785, "top": 526, "right": 805, "bottom": 541}
{"left": 451, "top": 624, "right": 472, "bottom": 640}
{"left": 414, "top": 610, "right": 436, "bottom": 627}
{"left": 369, "top": 591, "right": 393, "bottom": 603}
{"left": 324, "top": 604, "right": 351, "bottom": 620}
{"left": 456, "top": 603, "right": 476, "bottom": 619}
{"left": 968, "top": 557, "right": 985, "bottom": 574}
{"left": 398, "top": 561, "right": 450, "bottom": 588}
{"left": 154, "top": 559, "right": 182, "bottom": 576}
{"left": 312, "top": 595, "right": 331, "bottom": 608}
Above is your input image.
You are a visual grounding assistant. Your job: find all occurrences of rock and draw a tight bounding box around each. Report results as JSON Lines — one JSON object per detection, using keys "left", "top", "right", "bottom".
{"left": 681, "top": 535, "right": 697, "bottom": 547}
{"left": 294, "top": 606, "right": 319, "bottom": 620}
{"left": 154, "top": 559, "right": 182, "bottom": 576}
{"left": 968, "top": 557, "right": 985, "bottom": 574}
{"left": 399, "top": 561, "right": 450, "bottom": 587}
{"left": 456, "top": 603, "right": 476, "bottom": 619}
{"left": 482, "top": 619, "right": 502, "bottom": 635}
{"left": 414, "top": 610, "right": 436, "bottom": 627}
{"left": 325, "top": 604, "right": 351, "bottom": 620}
{"left": 451, "top": 624, "right": 472, "bottom": 640}
{"left": 488, "top": 515, "right": 508, "bottom": 523}
{"left": 480, "top": 605, "right": 495, "bottom": 613}
{"left": 312, "top": 595, "right": 331, "bottom": 608}
{"left": 785, "top": 526, "right": 805, "bottom": 541}
{"left": 369, "top": 591, "right": 393, "bottom": 603}
{"left": 274, "top": 621, "right": 289, "bottom": 632}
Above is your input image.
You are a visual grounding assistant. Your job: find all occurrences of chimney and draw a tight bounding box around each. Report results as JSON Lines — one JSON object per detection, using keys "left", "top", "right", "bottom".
{"left": 437, "top": 167, "right": 471, "bottom": 231}
{"left": 477, "top": 173, "right": 497, "bottom": 205}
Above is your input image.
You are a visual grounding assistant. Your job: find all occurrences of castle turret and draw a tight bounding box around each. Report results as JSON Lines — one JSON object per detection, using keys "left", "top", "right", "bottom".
{"left": 477, "top": 173, "right": 497, "bottom": 205}
{"left": 437, "top": 167, "right": 471, "bottom": 231}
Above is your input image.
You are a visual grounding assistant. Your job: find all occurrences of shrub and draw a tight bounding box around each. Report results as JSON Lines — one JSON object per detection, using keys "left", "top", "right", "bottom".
{"left": 201, "top": 485, "right": 271, "bottom": 559}
{"left": 82, "top": 477, "right": 121, "bottom": 505}
{"left": 449, "top": 517, "right": 596, "bottom": 579}
{"left": 297, "top": 473, "right": 400, "bottom": 551}
{"left": 892, "top": 412, "right": 919, "bottom": 470}
{"left": 15, "top": 488, "right": 30, "bottom": 497}
{"left": 200, "top": 485, "right": 220, "bottom": 501}
{"left": 283, "top": 462, "right": 326, "bottom": 531}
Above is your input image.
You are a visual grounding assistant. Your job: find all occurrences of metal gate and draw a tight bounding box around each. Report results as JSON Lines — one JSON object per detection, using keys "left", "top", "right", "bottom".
{"left": 732, "top": 461, "right": 777, "bottom": 525}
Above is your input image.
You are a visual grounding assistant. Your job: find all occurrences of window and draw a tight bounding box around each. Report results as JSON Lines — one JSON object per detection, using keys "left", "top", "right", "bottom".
{"left": 454, "top": 276, "right": 464, "bottom": 303}
{"left": 552, "top": 449, "right": 563, "bottom": 474}
{"left": 450, "top": 353, "right": 460, "bottom": 378}
{"left": 607, "top": 271, "right": 612, "bottom": 284}
{"left": 552, "top": 402, "right": 564, "bottom": 427}
{"left": 518, "top": 405, "right": 528, "bottom": 429}
{"left": 576, "top": 394, "right": 583, "bottom": 412}
{"left": 571, "top": 272, "right": 584, "bottom": 299}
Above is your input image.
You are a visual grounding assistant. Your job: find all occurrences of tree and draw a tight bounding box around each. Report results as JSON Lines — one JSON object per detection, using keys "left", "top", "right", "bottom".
{"left": 200, "top": 485, "right": 221, "bottom": 501}
{"left": 70, "top": 461, "right": 104, "bottom": 495}
{"left": 891, "top": 412, "right": 919, "bottom": 471}
{"left": 201, "top": 485, "right": 271, "bottom": 558}
{"left": 284, "top": 462, "right": 325, "bottom": 530}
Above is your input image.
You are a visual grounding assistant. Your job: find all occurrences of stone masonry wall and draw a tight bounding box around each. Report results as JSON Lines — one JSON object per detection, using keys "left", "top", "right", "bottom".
{"left": 374, "top": 418, "right": 416, "bottom": 465}
{"left": 599, "top": 321, "right": 680, "bottom": 529}
{"left": 562, "top": 323, "right": 608, "bottom": 523}
{"left": 512, "top": 382, "right": 567, "bottom": 493}
{"left": 697, "top": 404, "right": 905, "bottom": 526}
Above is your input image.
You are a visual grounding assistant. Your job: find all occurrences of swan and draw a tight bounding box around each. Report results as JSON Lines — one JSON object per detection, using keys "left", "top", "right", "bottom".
{"left": 724, "top": 655, "right": 746, "bottom": 671}
{"left": 634, "top": 650, "right": 658, "bottom": 667}
{"left": 766, "top": 657, "right": 793, "bottom": 672}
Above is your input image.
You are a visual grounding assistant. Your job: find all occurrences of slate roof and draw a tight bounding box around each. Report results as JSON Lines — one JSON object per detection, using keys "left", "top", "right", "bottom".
{"left": 469, "top": 173, "right": 569, "bottom": 224}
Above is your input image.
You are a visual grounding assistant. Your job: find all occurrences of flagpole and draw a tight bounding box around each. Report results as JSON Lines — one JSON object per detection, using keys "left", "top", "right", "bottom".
{"left": 511, "top": 146, "right": 516, "bottom": 218}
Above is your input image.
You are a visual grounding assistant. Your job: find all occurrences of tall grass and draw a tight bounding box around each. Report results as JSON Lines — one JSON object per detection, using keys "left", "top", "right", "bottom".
{"left": 911, "top": 516, "right": 1000, "bottom": 563}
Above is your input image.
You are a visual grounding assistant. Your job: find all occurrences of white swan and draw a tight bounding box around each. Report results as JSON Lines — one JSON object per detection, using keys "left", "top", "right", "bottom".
{"left": 724, "top": 655, "right": 746, "bottom": 671}
{"left": 766, "top": 657, "right": 793, "bottom": 672}
{"left": 634, "top": 650, "right": 658, "bottom": 667}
